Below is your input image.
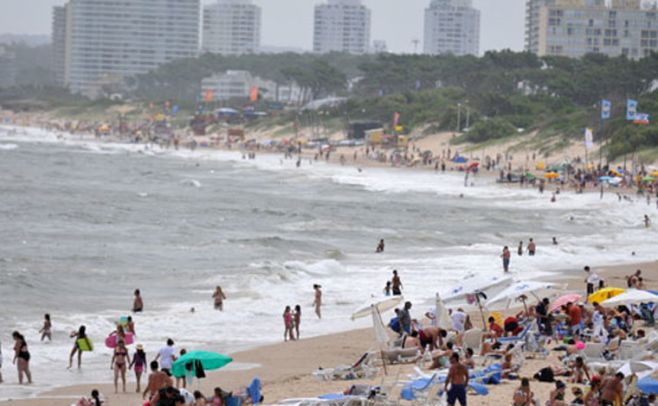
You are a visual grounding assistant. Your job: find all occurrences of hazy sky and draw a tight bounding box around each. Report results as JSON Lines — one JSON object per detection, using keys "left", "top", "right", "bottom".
{"left": 0, "top": 0, "right": 526, "bottom": 54}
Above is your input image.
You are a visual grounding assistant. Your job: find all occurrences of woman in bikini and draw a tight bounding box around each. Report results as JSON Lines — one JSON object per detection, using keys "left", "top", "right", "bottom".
{"left": 12, "top": 331, "right": 32, "bottom": 384}
{"left": 212, "top": 286, "right": 226, "bottom": 311}
{"left": 111, "top": 340, "right": 130, "bottom": 393}
{"left": 293, "top": 305, "right": 302, "bottom": 340}
{"left": 283, "top": 306, "right": 294, "bottom": 341}
{"left": 129, "top": 344, "right": 147, "bottom": 393}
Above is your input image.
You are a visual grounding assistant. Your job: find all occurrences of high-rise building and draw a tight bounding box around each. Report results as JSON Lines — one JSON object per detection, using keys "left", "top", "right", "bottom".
{"left": 53, "top": 0, "right": 200, "bottom": 98}
{"left": 202, "top": 0, "right": 261, "bottom": 55}
{"left": 525, "top": 0, "right": 658, "bottom": 59}
{"left": 52, "top": 5, "right": 67, "bottom": 86}
{"left": 423, "top": 0, "right": 481, "bottom": 56}
{"left": 313, "top": 0, "right": 371, "bottom": 54}
{"left": 0, "top": 44, "right": 16, "bottom": 88}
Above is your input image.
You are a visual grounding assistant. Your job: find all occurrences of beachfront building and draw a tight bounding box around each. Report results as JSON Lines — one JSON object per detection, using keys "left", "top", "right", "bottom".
{"left": 202, "top": 0, "right": 261, "bottom": 55}
{"left": 201, "top": 70, "right": 302, "bottom": 103}
{"left": 52, "top": 0, "right": 201, "bottom": 98}
{"left": 0, "top": 45, "right": 16, "bottom": 88}
{"left": 423, "top": 0, "right": 481, "bottom": 56}
{"left": 313, "top": 0, "right": 371, "bottom": 54}
{"left": 52, "top": 5, "right": 67, "bottom": 86}
{"left": 525, "top": 0, "right": 658, "bottom": 59}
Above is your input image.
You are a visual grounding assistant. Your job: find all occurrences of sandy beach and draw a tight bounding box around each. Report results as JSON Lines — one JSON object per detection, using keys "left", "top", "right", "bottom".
{"left": 3, "top": 259, "right": 656, "bottom": 406}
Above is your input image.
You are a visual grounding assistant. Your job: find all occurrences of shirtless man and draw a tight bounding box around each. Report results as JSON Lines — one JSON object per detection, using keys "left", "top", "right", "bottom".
{"left": 142, "top": 361, "right": 173, "bottom": 400}
{"left": 445, "top": 353, "right": 469, "bottom": 406}
{"left": 391, "top": 270, "right": 402, "bottom": 295}
{"left": 599, "top": 372, "right": 624, "bottom": 406}
{"left": 133, "top": 289, "right": 144, "bottom": 313}
{"left": 501, "top": 247, "right": 511, "bottom": 273}
{"left": 376, "top": 239, "right": 385, "bottom": 253}
{"left": 527, "top": 239, "right": 536, "bottom": 256}
{"left": 313, "top": 284, "right": 322, "bottom": 319}
{"left": 418, "top": 327, "right": 444, "bottom": 351}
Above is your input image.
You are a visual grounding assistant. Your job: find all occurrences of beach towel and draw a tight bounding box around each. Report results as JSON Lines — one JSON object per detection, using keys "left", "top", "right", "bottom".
{"left": 247, "top": 377, "right": 262, "bottom": 404}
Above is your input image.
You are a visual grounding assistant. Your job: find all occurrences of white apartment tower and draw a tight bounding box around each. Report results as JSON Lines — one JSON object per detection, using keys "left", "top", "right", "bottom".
{"left": 525, "top": 0, "right": 658, "bottom": 59}
{"left": 53, "top": 0, "right": 200, "bottom": 97}
{"left": 313, "top": 0, "right": 371, "bottom": 54}
{"left": 202, "top": 0, "right": 261, "bottom": 55}
{"left": 424, "top": 0, "right": 481, "bottom": 56}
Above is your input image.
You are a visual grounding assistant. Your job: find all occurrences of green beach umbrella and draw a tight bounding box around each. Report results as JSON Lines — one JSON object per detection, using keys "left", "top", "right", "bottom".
{"left": 172, "top": 350, "right": 232, "bottom": 378}
{"left": 642, "top": 176, "right": 655, "bottom": 183}
{"left": 525, "top": 172, "right": 536, "bottom": 181}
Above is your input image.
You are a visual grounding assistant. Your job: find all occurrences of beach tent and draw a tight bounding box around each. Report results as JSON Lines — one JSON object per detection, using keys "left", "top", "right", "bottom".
{"left": 453, "top": 156, "right": 467, "bottom": 163}
{"left": 601, "top": 289, "right": 658, "bottom": 306}
{"left": 485, "top": 281, "right": 562, "bottom": 310}
{"left": 588, "top": 287, "right": 625, "bottom": 304}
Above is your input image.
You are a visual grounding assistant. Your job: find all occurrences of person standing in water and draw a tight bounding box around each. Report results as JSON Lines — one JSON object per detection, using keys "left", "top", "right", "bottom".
{"left": 293, "top": 305, "right": 302, "bottom": 340}
{"left": 527, "top": 238, "right": 536, "bottom": 256}
{"left": 645, "top": 215, "right": 651, "bottom": 228}
{"left": 384, "top": 281, "right": 392, "bottom": 296}
{"left": 392, "top": 270, "right": 403, "bottom": 296}
{"left": 517, "top": 241, "right": 523, "bottom": 256}
{"left": 111, "top": 340, "right": 130, "bottom": 393}
{"left": 501, "top": 246, "right": 511, "bottom": 273}
{"left": 68, "top": 325, "right": 88, "bottom": 369}
{"left": 313, "top": 285, "right": 322, "bottom": 319}
{"left": 12, "top": 331, "right": 32, "bottom": 385}
{"left": 133, "top": 289, "right": 144, "bottom": 313}
{"left": 39, "top": 314, "right": 52, "bottom": 342}
{"left": 212, "top": 286, "right": 227, "bottom": 311}
{"left": 376, "top": 239, "right": 385, "bottom": 253}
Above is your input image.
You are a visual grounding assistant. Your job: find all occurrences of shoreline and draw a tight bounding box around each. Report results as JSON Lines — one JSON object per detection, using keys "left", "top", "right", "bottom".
{"left": 3, "top": 262, "right": 656, "bottom": 406}
{"left": 1, "top": 126, "right": 657, "bottom": 405}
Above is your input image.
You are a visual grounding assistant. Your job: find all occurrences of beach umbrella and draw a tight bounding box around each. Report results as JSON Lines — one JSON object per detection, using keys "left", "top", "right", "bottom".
{"left": 599, "top": 176, "right": 613, "bottom": 182}
{"left": 435, "top": 293, "right": 453, "bottom": 331}
{"left": 442, "top": 274, "right": 513, "bottom": 304}
{"left": 601, "top": 289, "right": 658, "bottom": 306}
{"left": 351, "top": 295, "right": 403, "bottom": 321}
{"left": 544, "top": 172, "right": 560, "bottom": 179}
{"left": 172, "top": 351, "right": 232, "bottom": 379}
{"left": 588, "top": 287, "right": 625, "bottom": 304}
{"left": 642, "top": 176, "right": 656, "bottom": 183}
{"left": 549, "top": 294, "right": 582, "bottom": 313}
{"left": 525, "top": 172, "right": 536, "bottom": 181}
{"left": 638, "top": 377, "right": 658, "bottom": 395}
{"left": 618, "top": 361, "right": 658, "bottom": 380}
{"left": 485, "top": 281, "right": 561, "bottom": 310}
{"left": 651, "top": 171, "right": 658, "bottom": 178}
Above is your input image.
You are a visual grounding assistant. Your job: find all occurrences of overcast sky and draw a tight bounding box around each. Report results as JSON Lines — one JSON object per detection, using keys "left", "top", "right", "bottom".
{"left": 0, "top": 0, "right": 526, "bottom": 54}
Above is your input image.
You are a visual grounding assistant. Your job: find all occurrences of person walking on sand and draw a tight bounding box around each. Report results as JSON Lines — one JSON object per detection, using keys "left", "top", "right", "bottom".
{"left": 584, "top": 266, "right": 603, "bottom": 296}
{"left": 133, "top": 289, "right": 143, "bottom": 313}
{"left": 130, "top": 344, "right": 147, "bottom": 393}
{"left": 12, "top": 331, "right": 32, "bottom": 385}
{"left": 283, "top": 306, "right": 294, "bottom": 341}
{"left": 527, "top": 238, "right": 536, "bottom": 256}
{"left": 517, "top": 241, "right": 523, "bottom": 256}
{"left": 154, "top": 338, "right": 177, "bottom": 376}
{"left": 212, "top": 286, "right": 226, "bottom": 311}
{"left": 376, "top": 239, "right": 385, "bottom": 253}
{"left": 501, "top": 246, "right": 511, "bottom": 273}
{"left": 313, "top": 284, "right": 322, "bottom": 319}
{"left": 445, "top": 353, "right": 468, "bottom": 406}
{"left": 68, "top": 325, "right": 88, "bottom": 369}
{"left": 293, "top": 305, "right": 302, "bottom": 340}
{"left": 111, "top": 340, "right": 130, "bottom": 393}
{"left": 39, "top": 314, "right": 52, "bottom": 342}
{"left": 392, "top": 270, "right": 402, "bottom": 295}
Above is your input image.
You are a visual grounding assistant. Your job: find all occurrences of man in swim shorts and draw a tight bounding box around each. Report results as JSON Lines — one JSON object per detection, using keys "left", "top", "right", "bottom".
{"left": 445, "top": 353, "right": 469, "bottom": 406}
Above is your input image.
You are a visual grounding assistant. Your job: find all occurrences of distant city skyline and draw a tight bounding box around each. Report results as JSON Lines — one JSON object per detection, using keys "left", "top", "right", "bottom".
{"left": 0, "top": 0, "right": 526, "bottom": 54}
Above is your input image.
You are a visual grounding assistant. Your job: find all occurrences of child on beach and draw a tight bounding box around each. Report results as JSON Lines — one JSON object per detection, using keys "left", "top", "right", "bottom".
{"left": 384, "top": 281, "right": 392, "bottom": 296}
{"left": 294, "top": 305, "right": 301, "bottom": 340}
{"left": 129, "top": 344, "right": 147, "bottom": 393}
{"left": 127, "top": 316, "right": 135, "bottom": 336}
{"left": 39, "top": 314, "right": 52, "bottom": 341}
{"left": 68, "top": 325, "right": 88, "bottom": 369}
{"left": 283, "top": 306, "right": 294, "bottom": 341}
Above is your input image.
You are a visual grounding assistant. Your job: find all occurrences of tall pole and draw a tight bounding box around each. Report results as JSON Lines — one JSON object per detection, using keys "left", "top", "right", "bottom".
{"left": 456, "top": 103, "right": 462, "bottom": 133}
{"left": 466, "top": 107, "right": 470, "bottom": 130}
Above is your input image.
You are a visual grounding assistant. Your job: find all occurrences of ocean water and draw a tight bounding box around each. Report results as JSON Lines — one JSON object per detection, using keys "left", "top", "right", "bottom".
{"left": 0, "top": 126, "right": 656, "bottom": 399}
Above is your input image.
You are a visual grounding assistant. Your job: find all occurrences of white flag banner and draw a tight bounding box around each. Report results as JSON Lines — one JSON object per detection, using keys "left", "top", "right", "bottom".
{"left": 585, "top": 128, "right": 594, "bottom": 150}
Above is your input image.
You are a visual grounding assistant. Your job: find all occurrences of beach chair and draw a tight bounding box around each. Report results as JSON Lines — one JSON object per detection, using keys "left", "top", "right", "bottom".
{"left": 312, "top": 352, "right": 379, "bottom": 381}
{"left": 380, "top": 348, "right": 421, "bottom": 365}
{"left": 582, "top": 342, "right": 607, "bottom": 363}
{"left": 400, "top": 373, "right": 445, "bottom": 406}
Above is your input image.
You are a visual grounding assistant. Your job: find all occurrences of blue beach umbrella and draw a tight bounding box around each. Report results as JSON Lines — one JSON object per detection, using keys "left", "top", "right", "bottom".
{"left": 638, "top": 377, "right": 658, "bottom": 395}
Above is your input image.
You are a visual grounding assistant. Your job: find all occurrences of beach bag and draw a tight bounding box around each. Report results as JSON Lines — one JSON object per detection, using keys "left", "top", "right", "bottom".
{"left": 535, "top": 367, "right": 554, "bottom": 383}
